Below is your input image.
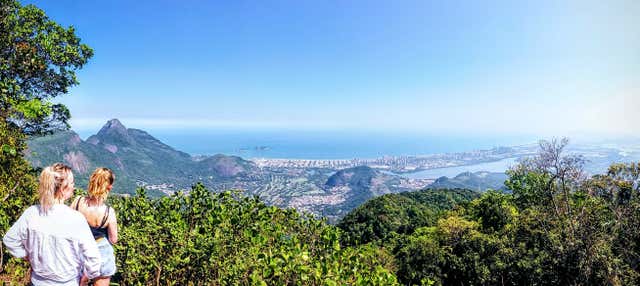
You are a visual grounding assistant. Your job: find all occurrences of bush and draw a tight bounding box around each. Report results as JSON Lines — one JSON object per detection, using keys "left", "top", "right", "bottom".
{"left": 110, "top": 184, "right": 398, "bottom": 285}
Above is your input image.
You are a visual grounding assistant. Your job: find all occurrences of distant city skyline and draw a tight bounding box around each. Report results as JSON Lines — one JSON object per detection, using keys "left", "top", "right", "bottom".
{"left": 26, "top": 0, "right": 639, "bottom": 138}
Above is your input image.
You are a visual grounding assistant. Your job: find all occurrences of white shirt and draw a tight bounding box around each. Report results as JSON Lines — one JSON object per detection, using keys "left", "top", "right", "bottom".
{"left": 3, "top": 204, "right": 102, "bottom": 285}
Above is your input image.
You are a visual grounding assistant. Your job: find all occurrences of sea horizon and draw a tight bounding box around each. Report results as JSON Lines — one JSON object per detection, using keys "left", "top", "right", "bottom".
{"left": 75, "top": 127, "right": 538, "bottom": 160}
{"left": 68, "top": 126, "right": 640, "bottom": 179}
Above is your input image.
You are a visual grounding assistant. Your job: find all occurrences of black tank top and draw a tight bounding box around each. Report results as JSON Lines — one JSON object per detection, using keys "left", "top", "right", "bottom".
{"left": 74, "top": 197, "right": 110, "bottom": 240}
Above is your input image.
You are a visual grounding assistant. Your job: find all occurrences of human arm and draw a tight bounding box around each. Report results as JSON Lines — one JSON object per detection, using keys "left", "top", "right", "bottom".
{"left": 2, "top": 208, "right": 30, "bottom": 259}
{"left": 107, "top": 207, "right": 118, "bottom": 244}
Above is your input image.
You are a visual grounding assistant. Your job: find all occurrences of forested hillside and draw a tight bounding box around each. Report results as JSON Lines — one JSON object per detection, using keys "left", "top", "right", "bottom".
{"left": 26, "top": 119, "right": 258, "bottom": 196}
{"left": 338, "top": 188, "right": 479, "bottom": 245}
{"left": 428, "top": 171, "right": 508, "bottom": 192}
{"left": 335, "top": 139, "right": 640, "bottom": 285}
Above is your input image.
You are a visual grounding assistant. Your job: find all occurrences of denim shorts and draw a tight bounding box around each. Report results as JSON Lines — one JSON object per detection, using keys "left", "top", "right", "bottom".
{"left": 96, "top": 238, "right": 116, "bottom": 277}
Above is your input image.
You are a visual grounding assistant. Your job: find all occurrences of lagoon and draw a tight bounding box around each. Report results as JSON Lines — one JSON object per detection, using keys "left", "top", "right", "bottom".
{"left": 401, "top": 157, "right": 520, "bottom": 179}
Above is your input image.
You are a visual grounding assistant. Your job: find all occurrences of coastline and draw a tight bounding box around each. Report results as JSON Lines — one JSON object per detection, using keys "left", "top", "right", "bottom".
{"left": 249, "top": 145, "right": 537, "bottom": 179}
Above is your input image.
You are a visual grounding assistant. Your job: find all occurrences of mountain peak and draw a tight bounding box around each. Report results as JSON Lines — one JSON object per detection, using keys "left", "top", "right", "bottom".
{"left": 95, "top": 119, "right": 133, "bottom": 145}
{"left": 99, "top": 119, "right": 127, "bottom": 133}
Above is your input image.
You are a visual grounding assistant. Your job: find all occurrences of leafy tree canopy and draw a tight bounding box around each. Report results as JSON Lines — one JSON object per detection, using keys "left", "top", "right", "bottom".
{"left": 337, "top": 188, "right": 479, "bottom": 246}
{"left": 1, "top": 1, "right": 91, "bottom": 278}
{"left": 0, "top": 0, "right": 93, "bottom": 138}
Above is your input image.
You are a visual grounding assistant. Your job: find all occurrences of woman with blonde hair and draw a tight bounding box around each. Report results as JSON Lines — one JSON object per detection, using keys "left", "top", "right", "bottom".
{"left": 3, "top": 163, "right": 102, "bottom": 285}
{"left": 72, "top": 167, "right": 118, "bottom": 286}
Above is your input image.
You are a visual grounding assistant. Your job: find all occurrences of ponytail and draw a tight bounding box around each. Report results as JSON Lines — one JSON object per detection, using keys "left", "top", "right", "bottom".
{"left": 88, "top": 167, "right": 114, "bottom": 201}
{"left": 38, "top": 163, "right": 73, "bottom": 214}
{"left": 38, "top": 167, "right": 57, "bottom": 214}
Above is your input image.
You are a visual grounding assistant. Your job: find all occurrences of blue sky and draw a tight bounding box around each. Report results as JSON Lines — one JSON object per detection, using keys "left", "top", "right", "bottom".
{"left": 26, "top": 0, "right": 639, "bottom": 137}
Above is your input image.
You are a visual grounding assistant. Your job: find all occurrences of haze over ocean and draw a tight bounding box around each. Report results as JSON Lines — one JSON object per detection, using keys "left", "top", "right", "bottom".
{"left": 75, "top": 127, "right": 534, "bottom": 160}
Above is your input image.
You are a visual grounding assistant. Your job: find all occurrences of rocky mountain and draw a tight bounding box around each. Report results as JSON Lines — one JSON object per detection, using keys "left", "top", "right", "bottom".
{"left": 427, "top": 171, "right": 508, "bottom": 192}
{"left": 26, "top": 119, "right": 256, "bottom": 196}
{"left": 26, "top": 119, "right": 427, "bottom": 221}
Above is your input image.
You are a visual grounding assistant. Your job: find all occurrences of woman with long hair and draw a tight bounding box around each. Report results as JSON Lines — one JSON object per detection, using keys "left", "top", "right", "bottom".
{"left": 3, "top": 163, "right": 101, "bottom": 285}
{"left": 71, "top": 167, "right": 118, "bottom": 286}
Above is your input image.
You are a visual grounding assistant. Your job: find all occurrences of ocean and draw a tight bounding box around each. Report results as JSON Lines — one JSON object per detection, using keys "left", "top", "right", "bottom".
{"left": 136, "top": 128, "right": 535, "bottom": 160}
{"left": 73, "top": 127, "right": 638, "bottom": 178}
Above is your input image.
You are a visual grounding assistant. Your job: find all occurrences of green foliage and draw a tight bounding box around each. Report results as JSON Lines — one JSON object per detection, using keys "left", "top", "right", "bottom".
{"left": 0, "top": 0, "right": 91, "bottom": 280}
{"left": 336, "top": 140, "right": 640, "bottom": 285}
{"left": 394, "top": 228, "right": 443, "bottom": 285}
{"left": 2, "top": 180, "right": 399, "bottom": 284}
{"left": 109, "top": 184, "right": 398, "bottom": 285}
{"left": 337, "top": 188, "right": 479, "bottom": 246}
{"left": 393, "top": 207, "right": 512, "bottom": 285}
{"left": 588, "top": 163, "right": 640, "bottom": 284}
{"left": 505, "top": 169, "right": 551, "bottom": 209}
{"left": 0, "top": 120, "right": 37, "bottom": 280}
{"left": 0, "top": 0, "right": 93, "bottom": 135}
{"left": 381, "top": 178, "right": 638, "bottom": 285}
{"left": 467, "top": 190, "right": 517, "bottom": 232}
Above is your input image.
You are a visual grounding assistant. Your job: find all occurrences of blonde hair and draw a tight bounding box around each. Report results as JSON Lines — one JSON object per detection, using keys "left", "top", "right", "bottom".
{"left": 88, "top": 167, "right": 114, "bottom": 201}
{"left": 38, "top": 163, "right": 73, "bottom": 214}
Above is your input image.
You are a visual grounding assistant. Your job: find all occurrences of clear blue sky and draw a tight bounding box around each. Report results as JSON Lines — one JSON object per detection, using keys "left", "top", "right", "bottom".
{"left": 26, "top": 0, "right": 639, "bottom": 137}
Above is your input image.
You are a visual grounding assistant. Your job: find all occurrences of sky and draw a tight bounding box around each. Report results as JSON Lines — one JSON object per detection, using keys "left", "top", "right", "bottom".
{"left": 25, "top": 0, "right": 640, "bottom": 138}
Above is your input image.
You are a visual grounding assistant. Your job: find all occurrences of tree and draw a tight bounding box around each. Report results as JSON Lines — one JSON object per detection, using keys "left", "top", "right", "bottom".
{"left": 506, "top": 139, "right": 628, "bottom": 285}
{"left": 337, "top": 189, "right": 478, "bottom": 246}
{"left": 0, "top": 0, "right": 92, "bottom": 278}
{"left": 1, "top": 0, "right": 93, "bottom": 139}
{"left": 467, "top": 190, "right": 517, "bottom": 232}
{"left": 0, "top": 0, "right": 93, "bottom": 227}
{"left": 588, "top": 163, "right": 640, "bottom": 283}
{"left": 507, "top": 138, "right": 587, "bottom": 212}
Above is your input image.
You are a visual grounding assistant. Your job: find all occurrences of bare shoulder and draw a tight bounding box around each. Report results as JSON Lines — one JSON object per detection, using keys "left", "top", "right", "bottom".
{"left": 108, "top": 206, "right": 117, "bottom": 220}
{"left": 70, "top": 196, "right": 81, "bottom": 208}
